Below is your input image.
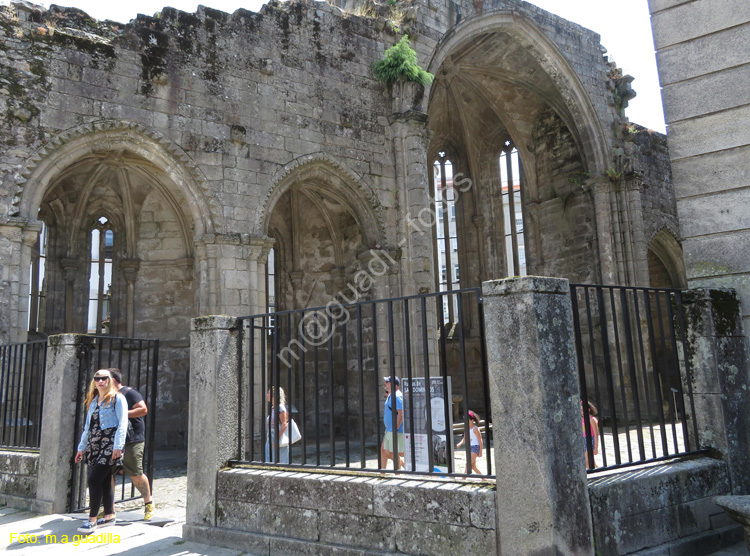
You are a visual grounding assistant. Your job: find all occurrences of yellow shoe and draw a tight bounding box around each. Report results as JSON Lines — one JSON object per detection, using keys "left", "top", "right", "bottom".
{"left": 144, "top": 501, "right": 154, "bottom": 521}
{"left": 97, "top": 508, "right": 105, "bottom": 519}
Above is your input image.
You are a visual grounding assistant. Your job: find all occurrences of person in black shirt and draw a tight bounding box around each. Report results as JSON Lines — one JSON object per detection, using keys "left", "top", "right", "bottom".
{"left": 109, "top": 368, "right": 154, "bottom": 520}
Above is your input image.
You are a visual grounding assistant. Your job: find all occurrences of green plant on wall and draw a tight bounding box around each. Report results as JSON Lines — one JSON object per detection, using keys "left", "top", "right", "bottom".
{"left": 606, "top": 167, "right": 623, "bottom": 185}
{"left": 372, "top": 35, "right": 433, "bottom": 86}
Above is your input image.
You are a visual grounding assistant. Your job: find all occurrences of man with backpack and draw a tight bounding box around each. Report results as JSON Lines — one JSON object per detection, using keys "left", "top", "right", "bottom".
{"left": 109, "top": 368, "right": 154, "bottom": 521}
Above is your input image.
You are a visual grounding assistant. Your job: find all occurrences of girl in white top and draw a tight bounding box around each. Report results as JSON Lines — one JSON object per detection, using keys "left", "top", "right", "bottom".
{"left": 456, "top": 410, "right": 483, "bottom": 475}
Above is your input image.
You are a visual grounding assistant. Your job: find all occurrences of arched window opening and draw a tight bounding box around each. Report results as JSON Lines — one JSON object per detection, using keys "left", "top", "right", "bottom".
{"left": 88, "top": 217, "right": 114, "bottom": 334}
{"left": 267, "top": 247, "right": 276, "bottom": 330}
{"left": 27, "top": 223, "right": 47, "bottom": 332}
{"left": 433, "top": 151, "right": 461, "bottom": 322}
{"left": 499, "top": 141, "right": 526, "bottom": 277}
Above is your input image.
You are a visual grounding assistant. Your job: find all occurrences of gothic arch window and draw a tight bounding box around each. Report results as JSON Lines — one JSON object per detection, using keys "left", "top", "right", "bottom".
{"left": 499, "top": 141, "right": 526, "bottom": 277}
{"left": 432, "top": 151, "right": 461, "bottom": 322}
{"left": 266, "top": 246, "right": 277, "bottom": 331}
{"left": 267, "top": 247, "right": 276, "bottom": 314}
{"left": 27, "top": 223, "right": 47, "bottom": 332}
{"left": 88, "top": 217, "right": 114, "bottom": 334}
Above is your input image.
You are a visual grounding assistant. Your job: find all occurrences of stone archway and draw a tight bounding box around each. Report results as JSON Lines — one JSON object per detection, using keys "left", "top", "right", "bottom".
{"left": 11, "top": 121, "right": 219, "bottom": 447}
{"left": 425, "top": 10, "right": 613, "bottom": 288}
{"left": 648, "top": 228, "right": 687, "bottom": 289}
{"left": 261, "top": 156, "right": 385, "bottom": 311}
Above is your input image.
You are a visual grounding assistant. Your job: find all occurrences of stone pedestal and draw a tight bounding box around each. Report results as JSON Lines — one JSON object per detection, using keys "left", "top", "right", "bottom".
{"left": 683, "top": 289, "right": 750, "bottom": 494}
{"left": 186, "top": 315, "right": 241, "bottom": 528}
{"left": 34, "top": 334, "right": 85, "bottom": 514}
{"left": 714, "top": 496, "right": 750, "bottom": 551}
{"left": 482, "top": 276, "right": 594, "bottom": 556}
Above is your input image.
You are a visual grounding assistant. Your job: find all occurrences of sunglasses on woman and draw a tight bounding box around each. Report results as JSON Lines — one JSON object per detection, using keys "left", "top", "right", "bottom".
{"left": 94, "top": 376, "right": 109, "bottom": 382}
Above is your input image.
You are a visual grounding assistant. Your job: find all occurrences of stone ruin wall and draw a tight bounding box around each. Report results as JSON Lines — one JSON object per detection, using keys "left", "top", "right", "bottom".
{"left": 0, "top": 0, "right": 680, "bottom": 446}
{"left": 0, "top": 0, "right": 401, "bottom": 446}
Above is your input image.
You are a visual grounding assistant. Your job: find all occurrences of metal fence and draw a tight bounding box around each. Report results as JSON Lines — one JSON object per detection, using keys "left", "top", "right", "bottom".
{"left": 0, "top": 340, "right": 47, "bottom": 449}
{"left": 70, "top": 335, "right": 159, "bottom": 512}
{"left": 233, "top": 288, "right": 493, "bottom": 478}
{"left": 569, "top": 284, "right": 704, "bottom": 473}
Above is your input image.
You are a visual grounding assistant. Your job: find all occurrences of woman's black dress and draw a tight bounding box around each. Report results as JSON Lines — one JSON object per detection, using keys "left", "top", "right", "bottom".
{"left": 83, "top": 403, "right": 123, "bottom": 468}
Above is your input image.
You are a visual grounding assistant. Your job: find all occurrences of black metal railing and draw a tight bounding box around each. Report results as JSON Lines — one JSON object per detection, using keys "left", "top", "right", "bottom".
{"left": 70, "top": 335, "right": 159, "bottom": 512}
{"left": 233, "top": 288, "right": 493, "bottom": 478}
{"left": 0, "top": 340, "right": 47, "bottom": 449}
{"left": 570, "top": 284, "right": 704, "bottom": 473}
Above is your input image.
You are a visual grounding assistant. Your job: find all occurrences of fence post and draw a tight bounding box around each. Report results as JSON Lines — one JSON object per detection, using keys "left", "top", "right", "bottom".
{"left": 482, "top": 276, "right": 594, "bottom": 556}
{"left": 34, "top": 334, "right": 84, "bottom": 514}
{"left": 186, "top": 315, "right": 240, "bottom": 529}
{"left": 682, "top": 288, "right": 750, "bottom": 494}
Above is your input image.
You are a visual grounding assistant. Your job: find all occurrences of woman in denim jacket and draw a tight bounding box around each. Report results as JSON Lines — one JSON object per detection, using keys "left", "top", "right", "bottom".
{"left": 74, "top": 369, "right": 128, "bottom": 533}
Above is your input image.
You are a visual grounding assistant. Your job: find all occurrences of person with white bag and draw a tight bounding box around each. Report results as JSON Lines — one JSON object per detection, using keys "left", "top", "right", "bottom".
{"left": 265, "top": 386, "right": 289, "bottom": 463}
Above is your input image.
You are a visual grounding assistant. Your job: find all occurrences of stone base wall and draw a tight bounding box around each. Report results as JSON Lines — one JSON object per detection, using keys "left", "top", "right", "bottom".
{"left": 0, "top": 450, "right": 38, "bottom": 510}
{"left": 589, "top": 457, "right": 738, "bottom": 555}
{"left": 184, "top": 468, "right": 496, "bottom": 555}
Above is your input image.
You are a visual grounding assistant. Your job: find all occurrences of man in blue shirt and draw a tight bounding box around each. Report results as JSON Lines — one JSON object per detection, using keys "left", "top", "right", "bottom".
{"left": 381, "top": 376, "right": 404, "bottom": 470}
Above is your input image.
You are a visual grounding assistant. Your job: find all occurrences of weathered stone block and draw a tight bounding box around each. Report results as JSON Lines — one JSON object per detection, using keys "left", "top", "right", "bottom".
{"left": 655, "top": 25, "right": 750, "bottom": 85}
{"left": 394, "top": 519, "right": 496, "bottom": 555}
{"left": 668, "top": 104, "right": 750, "bottom": 161}
{"left": 217, "top": 498, "right": 320, "bottom": 540}
{"left": 589, "top": 458, "right": 731, "bottom": 555}
{"left": 649, "top": 0, "right": 747, "bottom": 49}
{"left": 373, "top": 479, "right": 472, "bottom": 526}
{"left": 589, "top": 459, "right": 729, "bottom": 518}
{"left": 217, "top": 468, "right": 271, "bottom": 504}
{"left": 271, "top": 472, "right": 375, "bottom": 514}
{"left": 662, "top": 65, "right": 750, "bottom": 123}
{"left": 318, "top": 510, "right": 394, "bottom": 551}
{"left": 679, "top": 187, "right": 750, "bottom": 238}
{"left": 685, "top": 230, "right": 750, "bottom": 279}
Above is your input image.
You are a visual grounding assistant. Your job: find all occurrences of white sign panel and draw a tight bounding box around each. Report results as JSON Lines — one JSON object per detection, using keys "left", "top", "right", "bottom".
{"left": 403, "top": 377, "right": 452, "bottom": 473}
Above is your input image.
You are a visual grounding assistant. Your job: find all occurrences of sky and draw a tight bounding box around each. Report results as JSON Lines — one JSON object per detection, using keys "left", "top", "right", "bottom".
{"left": 5, "top": 0, "right": 666, "bottom": 132}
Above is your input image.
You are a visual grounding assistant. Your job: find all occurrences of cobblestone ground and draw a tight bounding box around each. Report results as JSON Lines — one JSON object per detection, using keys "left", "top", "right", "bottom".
{"left": 114, "top": 450, "right": 188, "bottom": 524}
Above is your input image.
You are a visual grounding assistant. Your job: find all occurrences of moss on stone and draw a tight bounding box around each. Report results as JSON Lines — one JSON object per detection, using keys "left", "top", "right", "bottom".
{"left": 135, "top": 26, "right": 170, "bottom": 95}
{"left": 710, "top": 290, "right": 740, "bottom": 337}
{"left": 44, "top": 31, "right": 116, "bottom": 58}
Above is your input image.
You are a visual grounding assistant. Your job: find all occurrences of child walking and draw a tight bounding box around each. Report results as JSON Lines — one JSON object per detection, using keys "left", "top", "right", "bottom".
{"left": 456, "top": 410, "right": 483, "bottom": 475}
{"left": 582, "top": 400, "right": 599, "bottom": 469}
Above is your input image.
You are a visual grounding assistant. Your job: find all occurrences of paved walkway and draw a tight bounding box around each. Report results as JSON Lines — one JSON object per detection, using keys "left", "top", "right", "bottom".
{"left": 1, "top": 449, "right": 746, "bottom": 555}
{"left": 0, "top": 450, "right": 232, "bottom": 556}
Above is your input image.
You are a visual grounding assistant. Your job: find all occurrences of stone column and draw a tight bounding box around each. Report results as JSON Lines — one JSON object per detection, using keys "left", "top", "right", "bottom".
{"left": 196, "top": 233, "right": 260, "bottom": 317}
{"left": 588, "top": 179, "right": 618, "bottom": 285}
{"left": 60, "top": 257, "right": 81, "bottom": 332}
{"left": 625, "top": 176, "right": 650, "bottom": 286}
{"left": 246, "top": 236, "right": 274, "bottom": 448}
{"left": 482, "top": 276, "right": 594, "bottom": 556}
{"left": 120, "top": 259, "right": 140, "bottom": 338}
{"left": 389, "top": 79, "right": 434, "bottom": 297}
{"left": 247, "top": 236, "right": 275, "bottom": 317}
{"left": 0, "top": 218, "right": 42, "bottom": 343}
{"left": 186, "top": 315, "right": 241, "bottom": 529}
{"left": 34, "top": 334, "right": 85, "bottom": 514}
{"left": 682, "top": 288, "right": 750, "bottom": 494}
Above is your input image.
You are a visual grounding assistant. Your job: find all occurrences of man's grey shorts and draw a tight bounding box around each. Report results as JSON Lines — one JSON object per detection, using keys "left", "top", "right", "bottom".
{"left": 122, "top": 442, "right": 144, "bottom": 476}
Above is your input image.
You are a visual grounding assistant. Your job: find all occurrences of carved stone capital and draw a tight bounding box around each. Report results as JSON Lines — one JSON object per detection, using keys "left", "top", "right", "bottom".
{"left": 60, "top": 257, "right": 82, "bottom": 282}
{"left": 120, "top": 259, "right": 140, "bottom": 283}
{"left": 247, "top": 235, "right": 275, "bottom": 264}
{"left": 289, "top": 270, "right": 305, "bottom": 289}
{"left": 390, "top": 79, "right": 426, "bottom": 116}
{"left": 0, "top": 217, "right": 42, "bottom": 244}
